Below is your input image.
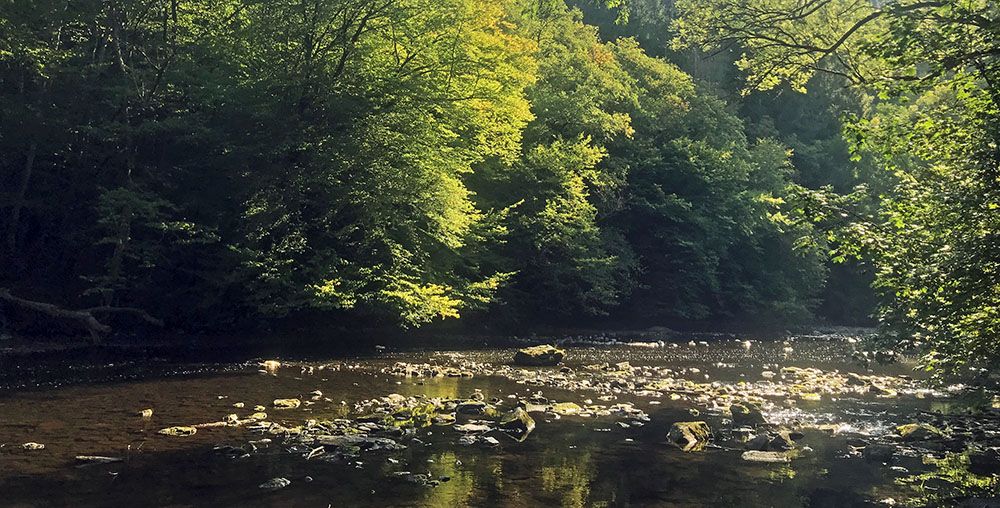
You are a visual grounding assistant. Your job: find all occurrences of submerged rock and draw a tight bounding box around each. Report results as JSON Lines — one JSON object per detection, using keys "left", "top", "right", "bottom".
{"left": 158, "top": 426, "right": 197, "bottom": 437}
{"left": 258, "top": 477, "right": 291, "bottom": 491}
{"left": 668, "top": 421, "right": 712, "bottom": 452}
{"left": 138, "top": 408, "right": 154, "bottom": 419}
{"left": 513, "top": 345, "right": 565, "bottom": 366}
{"left": 75, "top": 455, "right": 123, "bottom": 465}
{"left": 273, "top": 398, "right": 302, "bottom": 409}
{"left": 499, "top": 407, "right": 535, "bottom": 441}
{"left": 314, "top": 434, "right": 406, "bottom": 452}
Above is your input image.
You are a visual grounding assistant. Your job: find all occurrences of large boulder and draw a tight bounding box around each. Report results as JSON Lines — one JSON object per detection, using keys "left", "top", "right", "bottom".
{"left": 668, "top": 421, "right": 712, "bottom": 452}
{"left": 513, "top": 345, "right": 565, "bottom": 366}
{"left": 730, "top": 403, "right": 766, "bottom": 427}
{"left": 499, "top": 408, "right": 536, "bottom": 442}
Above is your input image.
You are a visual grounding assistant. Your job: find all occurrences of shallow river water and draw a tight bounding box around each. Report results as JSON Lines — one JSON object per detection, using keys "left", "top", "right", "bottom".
{"left": 0, "top": 334, "right": 995, "bottom": 507}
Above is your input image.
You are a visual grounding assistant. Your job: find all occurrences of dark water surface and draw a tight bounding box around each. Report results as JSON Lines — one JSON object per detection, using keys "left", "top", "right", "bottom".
{"left": 0, "top": 335, "right": 987, "bottom": 507}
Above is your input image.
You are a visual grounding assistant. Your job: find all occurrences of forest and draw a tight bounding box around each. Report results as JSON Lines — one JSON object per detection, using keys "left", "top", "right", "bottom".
{"left": 2, "top": 1, "right": 999, "bottom": 506}
{"left": 3, "top": 0, "right": 996, "bottom": 375}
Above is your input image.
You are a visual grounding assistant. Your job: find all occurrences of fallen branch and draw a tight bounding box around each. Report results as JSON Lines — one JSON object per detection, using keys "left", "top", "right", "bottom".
{"left": 85, "top": 306, "right": 164, "bottom": 327}
{"left": 0, "top": 288, "right": 162, "bottom": 341}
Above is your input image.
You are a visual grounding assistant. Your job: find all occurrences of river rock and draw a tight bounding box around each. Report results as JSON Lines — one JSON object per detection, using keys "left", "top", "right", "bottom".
{"left": 668, "top": 421, "right": 712, "bottom": 452}
{"left": 869, "top": 382, "right": 898, "bottom": 397}
{"left": 158, "top": 426, "right": 197, "bottom": 437}
{"left": 432, "top": 413, "right": 457, "bottom": 426}
{"left": 551, "top": 402, "right": 583, "bottom": 416}
{"left": 846, "top": 372, "right": 867, "bottom": 386}
{"left": 499, "top": 408, "right": 535, "bottom": 441}
{"left": 746, "top": 431, "right": 794, "bottom": 451}
{"left": 742, "top": 450, "right": 791, "bottom": 463}
{"left": 863, "top": 443, "right": 896, "bottom": 463}
{"left": 454, "top": 423, "right": 492, "bottom": 433}
{"left": 258, "top": 477, "right": 290, "bottom": 491}
{"left": 513, "top": 345, "right": 565, "bottom": 366}
{"left": 314, "top": 434, "right": 369, "bottom": 447}
{"left": 273, "top": 398, "right": 301, "bottom": 409}
{"left": 456, "top": 401, "right": 488, "bottom": 415}
{"left": 969, "top": 448, "right": 1000, "bottom": 475}
{"left": 730, "top": 403, "right": 766, "bottom": 427}
{"left": 896, "top": 423, "right": 944, "bottom": 441}
{"left": 732, "top": 427, "right": 755, "bottom": 443}
{"left": 21, "top": 442, "right": 45, "bottom": 451}
{"left": 138, "top": 408, "right": 153, "bottom": 419}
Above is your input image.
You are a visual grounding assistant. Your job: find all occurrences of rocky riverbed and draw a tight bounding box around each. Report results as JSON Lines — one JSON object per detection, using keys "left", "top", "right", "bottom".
{"left": 1, "top": 331, "right": 998, "bottom": 507}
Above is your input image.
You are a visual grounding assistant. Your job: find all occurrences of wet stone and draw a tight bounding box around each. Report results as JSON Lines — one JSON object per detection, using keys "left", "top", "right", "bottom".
{"left": 258, "top": 477, "right": 291, "bottom": 491}
{"left": 513, "top": 345, "right": 565, "bottom": 366}
{"left": 668, "top": 421, "right": 712, "bottom": 452}
{"left": 499, "top": 407, "right": 536, "bottom": 441}
{"left": 746, "top": 431, "right": 794, "bottom": 452}
{"left": 862, "top": 443, "right": 896, "bottom": 463}
{"left": 551, "top": 402, "right": 583, "bottom": 416}
{"left": 158, "top": 426, "right": 197, "bottom": 437}
{"left": 273, "top": 398, "right": 301, "bottom": 409}
{"left": 742, "top": 451, "right": 792, "bottom": 463}
{"left": 730, "top": 403, "right": 766, "bottom": 427}
{"left": 896, "top": 423, "right": 945, "bottom": 442}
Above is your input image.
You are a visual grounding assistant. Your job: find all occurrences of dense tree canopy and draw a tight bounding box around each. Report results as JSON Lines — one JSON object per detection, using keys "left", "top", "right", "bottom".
{"left": 0, "top": 0, "right": 895, "bottom": 339}
{"left": 673, "top": 0, "right": 1000, "bottom": 374}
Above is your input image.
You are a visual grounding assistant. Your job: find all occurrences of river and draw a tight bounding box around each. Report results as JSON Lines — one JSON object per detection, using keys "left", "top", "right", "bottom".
{"left": 0, "top": 331, "right": 996, "bottom": 507}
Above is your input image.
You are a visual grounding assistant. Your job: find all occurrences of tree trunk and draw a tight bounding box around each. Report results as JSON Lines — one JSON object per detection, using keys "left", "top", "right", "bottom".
{"left": 6, "top": 142, "right": 37, "bottom": 254}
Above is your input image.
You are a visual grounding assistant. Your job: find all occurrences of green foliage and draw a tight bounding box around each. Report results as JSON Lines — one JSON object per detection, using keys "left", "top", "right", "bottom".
{"left": 896, "top": 452, "right": 1000, "bottom": 506}
{"left": 673, "top": 0, "right": 1000, "bottom": 373}
{"left": 1, "top": 0, "right": 833, "bottom": 333}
